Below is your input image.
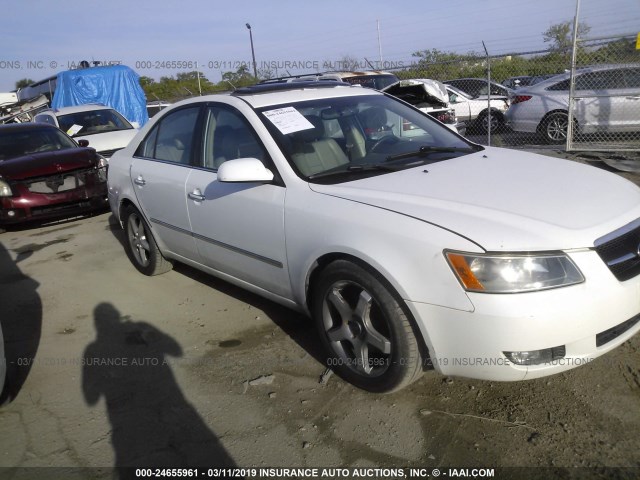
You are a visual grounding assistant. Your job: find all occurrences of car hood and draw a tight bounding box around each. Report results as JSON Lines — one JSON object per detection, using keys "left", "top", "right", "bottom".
{"left": 74, "top": 129, "right": 137, "bottom": 153}
{"left": 0, "top": 148, "right": 98, "bottom": 180}
{"left": 382, "top": 79, "right": 449, "bottom": 107}
{"left": 308, "top": 147, "right": 640, "bottom": 251}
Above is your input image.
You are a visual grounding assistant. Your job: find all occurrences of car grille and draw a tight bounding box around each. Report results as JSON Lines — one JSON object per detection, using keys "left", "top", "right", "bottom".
{"left": 26, "top": 168, "right": 102, "bottom": 194}
{"left": 31, "top": 199, "right": 95, "bottom": 217}
{"left": 596, "top": 314, "right": 640, "bottom": 347}
{"left": 594, "top": 218, "right": 640, "bottom": 282}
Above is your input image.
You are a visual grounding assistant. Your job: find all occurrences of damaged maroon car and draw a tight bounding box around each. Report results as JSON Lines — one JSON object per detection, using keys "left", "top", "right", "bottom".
{"left": 0, "top": 123, "right": 108, "bottom": 226}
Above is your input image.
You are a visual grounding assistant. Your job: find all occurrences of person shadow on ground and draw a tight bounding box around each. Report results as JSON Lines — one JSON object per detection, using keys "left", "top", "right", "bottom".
{"left": 82, "top": 303, "right": 236, "bottom": 475}
{"left": 0, "top": 242, "right": 42, "bottom": 405}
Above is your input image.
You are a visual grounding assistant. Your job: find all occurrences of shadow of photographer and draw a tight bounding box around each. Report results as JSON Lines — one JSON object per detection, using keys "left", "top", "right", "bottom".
{"left": 0, "top": 241, "right": 42, "bottom": 405}
{"left": 82, "top": 303, "right": 236, "bottom": 473}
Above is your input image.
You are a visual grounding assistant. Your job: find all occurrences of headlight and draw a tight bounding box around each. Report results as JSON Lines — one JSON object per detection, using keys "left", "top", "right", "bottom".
{"left": 445, "top": 251, "right": 584, "bottom": 293}
{"left": 0, "top": 178, "right": 12, "bottom": 197}
{"left": 96, "top": 155, "right": 109, "bottom": 169}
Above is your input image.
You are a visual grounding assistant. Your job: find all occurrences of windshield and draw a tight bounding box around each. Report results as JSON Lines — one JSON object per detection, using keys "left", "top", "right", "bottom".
{"left": 0, "top": 128, "right": 79, "bottom": 161}
{"left": 57, "top": 109, "right": 133, "bottom": 137}
{"left": 258, "top": 94, "right": 479, "bottom": 184}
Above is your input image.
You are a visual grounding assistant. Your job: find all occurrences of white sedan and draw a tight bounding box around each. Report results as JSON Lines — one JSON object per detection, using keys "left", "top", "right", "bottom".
{"left": 33, "top": 104, "right": 138, "bottom": 158}
{"left": 505, "top": 64, "right": 640, "bottom": 144}
{"left": 107, "top": 82, "right": 640, "bottom": 393}
{"left": 446, "top": 85, "right": 510, "bottom": 133}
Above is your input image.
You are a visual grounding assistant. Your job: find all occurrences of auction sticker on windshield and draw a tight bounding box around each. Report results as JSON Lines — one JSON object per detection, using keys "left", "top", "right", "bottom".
{"left": 262, "top": 107, "right": 314, "bottom": 135}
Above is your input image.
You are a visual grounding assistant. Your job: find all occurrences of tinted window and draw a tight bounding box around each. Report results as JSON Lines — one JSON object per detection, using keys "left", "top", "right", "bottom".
{"left": 201, "top": 105, "right": 267, "bottom": 169}
{"left": 575, "top": 69, "right": 626, "bottom": 90}
{"left": 547, "top": 79, "right": 570, "bottom": 91}
{"left": 152, "top": 107, "right": 200, "bottom": 164}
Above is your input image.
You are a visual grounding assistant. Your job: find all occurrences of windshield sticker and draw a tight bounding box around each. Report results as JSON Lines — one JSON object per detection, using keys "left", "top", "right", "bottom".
{"left": 67, "top": 124, "right": 84, "bottom": 136}
{"left": 262, "top": 107, "right": 314, "bottom": 135}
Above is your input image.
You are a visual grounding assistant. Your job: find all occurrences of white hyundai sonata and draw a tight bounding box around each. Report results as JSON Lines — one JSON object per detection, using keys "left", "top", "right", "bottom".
{"left": 107, "top": 82, "right": 640, "bottom": 393}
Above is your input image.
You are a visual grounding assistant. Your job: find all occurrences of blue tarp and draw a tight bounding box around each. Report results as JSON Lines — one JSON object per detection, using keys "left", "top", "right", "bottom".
{"left": 52, "top": 65, "right": 149, "bottom": 127}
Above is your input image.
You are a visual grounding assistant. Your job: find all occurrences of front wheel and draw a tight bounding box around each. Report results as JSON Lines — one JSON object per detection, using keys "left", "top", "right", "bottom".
{"left": 123, "top": 206, "right": 173, "bottom": 276}
{"left": 312, "top": 260, "right": 423, "bottom": 393}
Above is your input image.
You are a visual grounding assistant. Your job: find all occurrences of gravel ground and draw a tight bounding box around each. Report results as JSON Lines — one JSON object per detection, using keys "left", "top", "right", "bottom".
{"left": 0, "top": 152, "right": 638, "bottom": 478}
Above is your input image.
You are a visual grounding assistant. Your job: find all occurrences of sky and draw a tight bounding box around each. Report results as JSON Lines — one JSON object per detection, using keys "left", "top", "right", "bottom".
{"left": 2, "top": 0, "right": 639, "bottom": 92}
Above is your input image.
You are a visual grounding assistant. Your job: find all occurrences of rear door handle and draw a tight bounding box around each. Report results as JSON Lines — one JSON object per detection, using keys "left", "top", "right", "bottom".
{"left": 626, "top": 96, "right": 640, "bottom": 100}
{"left": 188, "top": 189, "right": 206, "bottom": 201}
{"left": 133, "top": 176, "right": 146, "bottom": 186}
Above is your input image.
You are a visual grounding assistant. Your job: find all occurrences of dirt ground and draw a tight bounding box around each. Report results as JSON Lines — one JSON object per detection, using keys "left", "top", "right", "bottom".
{"left": 0, "top": 153, "right": 639, "bottom": 477}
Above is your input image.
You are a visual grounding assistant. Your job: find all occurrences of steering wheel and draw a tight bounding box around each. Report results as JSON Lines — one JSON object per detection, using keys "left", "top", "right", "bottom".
{"left": 369, "top": 135, "right": 398, "bottom": 153}
{"left": 34, "top": 144, "right": 52, "bottom": 153}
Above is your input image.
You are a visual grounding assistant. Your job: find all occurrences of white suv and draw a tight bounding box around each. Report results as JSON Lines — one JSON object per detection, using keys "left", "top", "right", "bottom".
{"left": 34, "top": 104, "right": 138, "bottom": 157}
{"left": 107, "top": 81, "right": 640, "bottom": 393}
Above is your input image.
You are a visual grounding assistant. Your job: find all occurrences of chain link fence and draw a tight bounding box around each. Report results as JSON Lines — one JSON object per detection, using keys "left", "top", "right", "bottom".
{"left": 387, "top": 34, "right": 639, "bottom": 152}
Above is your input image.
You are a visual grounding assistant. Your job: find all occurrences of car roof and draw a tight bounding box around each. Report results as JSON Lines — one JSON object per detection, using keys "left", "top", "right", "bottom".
{"left": 234, "top": 83, "right": 381, "bottom": 108}
{"left": 0, "top": 122, "right": 60, "bottom": 133}
{"left": 322, "top": 70, "right": 396, "bottom": 77}
{"left": 164, "top": 82, "right": 381, "bottom": 110}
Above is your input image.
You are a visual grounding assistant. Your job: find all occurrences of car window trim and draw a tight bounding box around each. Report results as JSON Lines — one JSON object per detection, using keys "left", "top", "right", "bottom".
{"left": 133, "top": 104, "right": 204, "bottom": 165}
{"left": 205, "top": 100, "right": 285, "bottom": 187}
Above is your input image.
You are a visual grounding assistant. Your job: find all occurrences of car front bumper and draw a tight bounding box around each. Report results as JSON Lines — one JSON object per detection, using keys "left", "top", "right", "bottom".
{"left": 407, "top": 249, "right": 640, "bottom": 381}
{"left": 0, "top": 179, "right": 108, "bottom": 225}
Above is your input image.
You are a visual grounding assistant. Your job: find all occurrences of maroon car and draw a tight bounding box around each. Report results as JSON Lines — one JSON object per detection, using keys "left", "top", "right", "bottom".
{"left": 0, "top": 123, "right": 108, "bottom": 226}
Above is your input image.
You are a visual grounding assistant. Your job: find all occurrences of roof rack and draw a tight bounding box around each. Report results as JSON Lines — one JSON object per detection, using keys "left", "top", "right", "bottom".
{"left": 232, "top": 80, "right": 351, "bottom": 96}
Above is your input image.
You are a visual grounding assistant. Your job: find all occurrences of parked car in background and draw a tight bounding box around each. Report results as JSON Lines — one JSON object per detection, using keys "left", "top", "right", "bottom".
{"left": 322, "top": 71, "right": 399, "bottom": 90}
{"left": 446, "top": 85, "right": 509, "bottom": 132}
{"left": 0, "top": 123, "right": 108, "bottom": 226}
{"left": 382, "top": 78, "right": 464, "bottom": 134}
{"left": 108, "top": 81, "right": 640, "bottom": 393}
{"left": 444, "top": 78, "right": 513, "bottom": 100}
{"left": 261, "top": 71, "right": 400, "bottom": 91}
{"left": 529, "top": 74, "right": 562, "bottom": 85}
{"left": 33, "top": 104, "right": 138, "bottom": 158}
{"left": 502, "top": 76, "right": 535, "bottom": 90}
{"left": 505, "top": 64, "right": 640, "bottom": 144}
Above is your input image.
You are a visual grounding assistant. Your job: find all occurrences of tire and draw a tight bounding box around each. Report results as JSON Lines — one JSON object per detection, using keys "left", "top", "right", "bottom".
{"left": 540, "top": 112, "right": 570, "bottom": 145}
{"left": 476, "top": 110, "right": 503, "bottom": 133}
{"left": 312, "top": 260, "right": 423, "bottom": 393}
{"left": 123, "top": 206, "right": 173, "bottom": 276}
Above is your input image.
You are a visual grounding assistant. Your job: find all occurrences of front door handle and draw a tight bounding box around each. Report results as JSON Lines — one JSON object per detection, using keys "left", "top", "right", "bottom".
{"left": 188, "top": 189, "right": 206, "bottom": 201}
{"left": 133, "top": 176, "right": 146, "bottom": 186}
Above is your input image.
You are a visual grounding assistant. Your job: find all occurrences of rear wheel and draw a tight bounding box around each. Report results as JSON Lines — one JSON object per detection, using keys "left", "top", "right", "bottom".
{"left": 477, "top": 110, "right": 503, "bottom": 133}
{"left": 541, "top": 112, "right": 570, "bottom": 144}
{"left": 312, "top": 260, "right": 423, "bottom": 393}
{"left": 123, "top": 206, "right": 173, "bottom": 276}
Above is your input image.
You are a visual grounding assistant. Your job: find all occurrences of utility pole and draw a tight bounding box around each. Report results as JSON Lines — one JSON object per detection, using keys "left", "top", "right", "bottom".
{"left": 246, "top": 23, "right": 258, "bottom": 80}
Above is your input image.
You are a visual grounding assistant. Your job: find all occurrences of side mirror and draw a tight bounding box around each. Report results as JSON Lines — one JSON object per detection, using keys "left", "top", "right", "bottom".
{"left": 78, "top": 139, "right": 90, "bottom": 147}
{"left": 216, "top": 158, "right": 274, "bottom": 183}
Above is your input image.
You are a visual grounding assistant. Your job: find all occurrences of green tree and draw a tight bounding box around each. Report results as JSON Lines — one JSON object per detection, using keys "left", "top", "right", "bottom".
{"left": 15, "top": 78, "right": 35, "bottom": 89}
{"left": 139, "top": 76, "right": 155, "bottom": 88}
{"left": 543, "top": 20, "right": 591, "bottom": 52}
{"left": 220, "top": 65, "right": 255, "bottom": 88}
